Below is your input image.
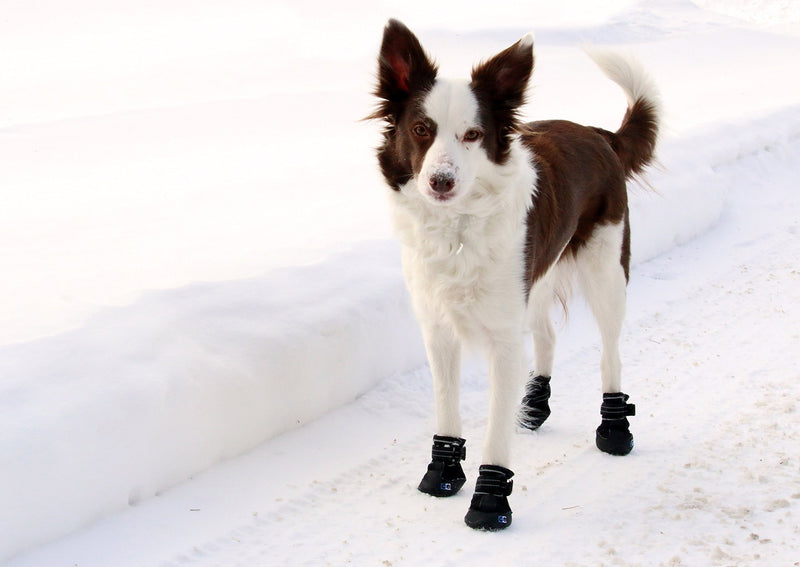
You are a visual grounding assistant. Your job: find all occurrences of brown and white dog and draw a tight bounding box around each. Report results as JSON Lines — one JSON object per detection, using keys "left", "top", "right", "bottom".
{"left": 370, "top": 20, "right": 659, "bottom": 530}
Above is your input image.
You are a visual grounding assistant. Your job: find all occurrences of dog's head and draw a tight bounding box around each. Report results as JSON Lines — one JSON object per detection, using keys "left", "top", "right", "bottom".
{"left": 370, "top": 20, "right": 534, "bottom": 205}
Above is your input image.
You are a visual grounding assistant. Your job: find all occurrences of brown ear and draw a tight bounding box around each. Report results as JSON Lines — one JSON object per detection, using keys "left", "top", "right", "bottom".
{"left": 372, "top": 20, "right": 438, "bottom": 118}
{"left": 471, "top": 34, "right": 534, "bottom": 110}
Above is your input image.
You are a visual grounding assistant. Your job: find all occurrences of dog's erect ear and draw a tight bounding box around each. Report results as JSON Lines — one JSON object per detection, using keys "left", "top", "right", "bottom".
{"left": 373, "top": 20, "right": 438, "bottom": 113}
{"left": 471, "top": 34, "right": 534, "bottom": 110}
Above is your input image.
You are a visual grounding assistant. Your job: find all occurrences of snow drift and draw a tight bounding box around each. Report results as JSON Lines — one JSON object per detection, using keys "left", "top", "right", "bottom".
{"left": 0, "top": 241, "right": 425, "bottom": 560}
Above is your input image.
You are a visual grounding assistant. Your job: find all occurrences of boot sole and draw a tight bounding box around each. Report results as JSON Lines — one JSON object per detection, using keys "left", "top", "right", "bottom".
{"left": 596, "top": 429, "right": 634, "bottom": 456}
{"left": 418, "top": 475, "right": 466, "bottom": 497}
{"left": 464, "top": 509, "right": 512, "bottom": 531}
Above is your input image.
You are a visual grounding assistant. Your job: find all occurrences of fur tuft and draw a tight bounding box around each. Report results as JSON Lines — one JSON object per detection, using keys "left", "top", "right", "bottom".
{"left": 583, "top": 47, "right": 660, "bottom": 178}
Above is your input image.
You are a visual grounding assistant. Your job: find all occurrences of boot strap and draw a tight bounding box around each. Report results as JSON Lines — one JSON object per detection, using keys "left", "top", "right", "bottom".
{"left": 431, "top": 435, "right": 466, "bottom": 463}
{"left": 600, "top": 393, "right": 636, "bottom": 420}
{"left": 474, "top": 465, "right": 514, "bottom": 496}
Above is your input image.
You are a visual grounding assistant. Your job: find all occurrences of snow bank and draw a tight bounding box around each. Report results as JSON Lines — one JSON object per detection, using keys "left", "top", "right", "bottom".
{"left": 693, "top": 0, "right": 800, "bottom": 27}
{"left": 631, "top": 105, "right": 800, "bottom": 263}
{"left": 0, "top": 240, "right": 425, "bottom": 561}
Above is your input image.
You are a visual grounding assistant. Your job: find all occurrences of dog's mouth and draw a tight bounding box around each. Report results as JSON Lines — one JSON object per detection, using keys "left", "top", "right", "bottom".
{"left": 430, "top": 190, "right": 455, "bottom": 202}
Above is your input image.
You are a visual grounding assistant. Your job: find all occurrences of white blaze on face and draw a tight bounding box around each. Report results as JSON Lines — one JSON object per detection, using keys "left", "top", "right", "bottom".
{"left": 419, "top": 79, "right": 482, "bottom": 203}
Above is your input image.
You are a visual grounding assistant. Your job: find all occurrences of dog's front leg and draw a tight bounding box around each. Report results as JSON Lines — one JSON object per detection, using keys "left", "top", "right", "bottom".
{"left": 483, "top": 337, "right": 525, "bottom": 466}
{"left": 417, "top": 320, "right": 468, "bottom": 498}
{"left": 465, "top": 336, "right": 525, "bottom": 530}
{"left": 425, "top": 322, "right": 462, "bottom": 438}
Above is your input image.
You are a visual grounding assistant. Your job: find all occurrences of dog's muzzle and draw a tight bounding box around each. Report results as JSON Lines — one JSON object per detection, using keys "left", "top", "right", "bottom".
{"left": 429, "top": 172, "right": 455, "bottom": 195}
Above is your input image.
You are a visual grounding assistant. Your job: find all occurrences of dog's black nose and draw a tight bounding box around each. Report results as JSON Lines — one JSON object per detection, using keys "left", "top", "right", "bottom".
{"left": 429, "top": 173, "right": 455, "bottom": 193}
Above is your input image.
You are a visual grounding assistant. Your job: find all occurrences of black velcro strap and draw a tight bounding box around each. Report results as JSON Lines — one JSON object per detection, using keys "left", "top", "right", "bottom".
{"left": 475, "top": 477, "right": 513, "bottom": 497}
{"left": 600, "top": 404, "right": 636, "bottom": 419}
{"left": 474, "top": 465, "right": 514, "bottom": 496}
{"left": 600, "top": 393, "right": 636, "bottom": 420}
{"left": 431, "top": 435, "right": 466, "bottom": 463}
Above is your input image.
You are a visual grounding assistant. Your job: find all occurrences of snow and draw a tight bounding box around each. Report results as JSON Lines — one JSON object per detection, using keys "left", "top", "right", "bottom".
{"left": 2, "top": 0, "right": 799, "bottom": 565}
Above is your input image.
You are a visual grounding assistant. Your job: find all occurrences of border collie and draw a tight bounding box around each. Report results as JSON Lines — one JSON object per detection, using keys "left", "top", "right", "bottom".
{"left": 370, "top": 20, "right": 659, "bottom": 530}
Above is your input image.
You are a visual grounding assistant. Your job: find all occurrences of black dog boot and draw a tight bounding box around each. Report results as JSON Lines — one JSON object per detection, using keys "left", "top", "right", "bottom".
{"left": 519, "top": 373, "right": 551, "bottom": 430}
{"left": 595, "top": 392, "right": 636, "bottom": 456}
{"left": 464, "top": 465, "right": 514, "bottom": 531}
{"left": 418, "top": 435, "right": 467, "bottom": 497}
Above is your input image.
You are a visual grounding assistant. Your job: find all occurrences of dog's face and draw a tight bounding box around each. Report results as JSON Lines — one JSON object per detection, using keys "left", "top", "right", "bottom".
{"left": 371, "top": 20, "right": 534, "bottom": 206}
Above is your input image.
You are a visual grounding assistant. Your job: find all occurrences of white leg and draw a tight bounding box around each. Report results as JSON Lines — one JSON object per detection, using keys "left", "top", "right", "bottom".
{"left": 482, "top": 336, "right": 526, "bottom": 467}
{"left": 576, "top": 223, "right": 628, "bottom": 394}
{"left": 526, "top": 276, "right": 558, "bottom": 378}
{"left": 421, "top": 321, "right": 462, "bottom": 438}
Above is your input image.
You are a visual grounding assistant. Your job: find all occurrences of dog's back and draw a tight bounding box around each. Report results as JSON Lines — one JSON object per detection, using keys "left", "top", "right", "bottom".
{"left": 522, "top": 50, "right": 660, "bottom": 288}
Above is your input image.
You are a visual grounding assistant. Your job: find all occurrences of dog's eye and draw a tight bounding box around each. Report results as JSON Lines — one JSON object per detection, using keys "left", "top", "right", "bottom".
{"left": 412, "top": 124, "right": 430, "bottom": 137}
{"left": 463, "top": 129, "right": 483, "bottom": 142}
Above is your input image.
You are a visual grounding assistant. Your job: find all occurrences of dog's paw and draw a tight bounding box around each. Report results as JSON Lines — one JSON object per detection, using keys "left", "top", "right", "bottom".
{"left": 519, "top": 374, "right": 551, "bottom": 430}
{"left": 595, "top": 392, "right": 635, "bottom": 456}
{"left": 417, "top": 435, "right": 467, "bottom": 497}
{"left": 595, "top": 425, "right": 634, "bottom": 456}
{"left": 464, "top": 465, "right": 514, "bottom": 531}
{"left": 418, "top": 460, "right": 466, "bottom": 497}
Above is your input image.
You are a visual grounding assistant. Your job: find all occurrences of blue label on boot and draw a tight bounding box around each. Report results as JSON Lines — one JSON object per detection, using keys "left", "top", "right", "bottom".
{"left": 440, "top": 482, "right": 452, "bottom": 491}
{"left": 498, "top": 515, "right": 508, "bottom": 524}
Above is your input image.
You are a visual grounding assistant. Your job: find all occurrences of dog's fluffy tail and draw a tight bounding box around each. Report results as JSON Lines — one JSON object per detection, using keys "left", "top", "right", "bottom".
{"left": 584, "top": 47, "right": 661, "bottom": 179}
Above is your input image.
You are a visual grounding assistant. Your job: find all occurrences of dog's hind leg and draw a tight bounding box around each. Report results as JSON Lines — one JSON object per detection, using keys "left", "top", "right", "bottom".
{"left": 576, "top": 221, "right": 636, "bottom": 456}
{"left": 417, "top": 321, "right": 468, "bottom": 497}
{"left": 529, "top": 276, "right": 558, "bottom": 379}
{"left": 520, "top": 269, "right": 561, "bottom": 430}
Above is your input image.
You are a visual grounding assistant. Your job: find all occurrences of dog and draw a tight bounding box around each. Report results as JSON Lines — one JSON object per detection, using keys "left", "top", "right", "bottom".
{"left": 369, "top": 20, "right": 659, "bottom": 530}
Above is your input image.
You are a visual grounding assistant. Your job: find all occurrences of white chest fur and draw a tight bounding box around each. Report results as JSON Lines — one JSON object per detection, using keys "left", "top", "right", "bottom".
{"left": 389, "top": 140, "right": 536, "bottom": 345}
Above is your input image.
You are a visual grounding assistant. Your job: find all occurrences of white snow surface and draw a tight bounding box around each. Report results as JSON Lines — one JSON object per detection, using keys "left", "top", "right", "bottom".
{"left": 2, "top": 0, "right": 799, "bottom": 565}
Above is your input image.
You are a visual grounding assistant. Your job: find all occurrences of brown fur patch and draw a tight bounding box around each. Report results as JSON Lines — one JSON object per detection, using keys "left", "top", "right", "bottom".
{"left": 520, "top": 120, "right": 629, "bottom": 288}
